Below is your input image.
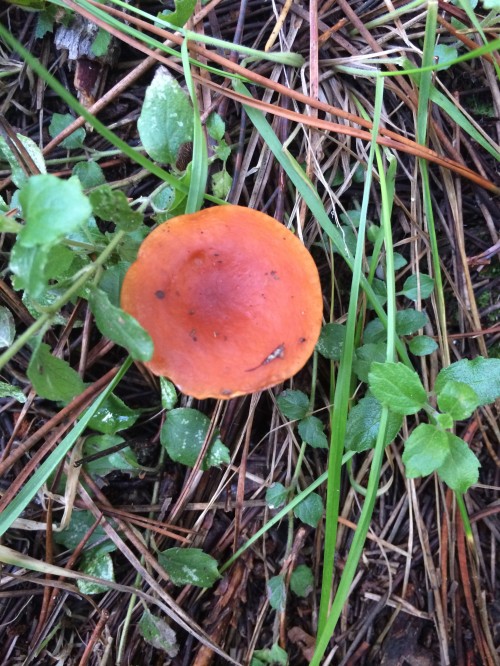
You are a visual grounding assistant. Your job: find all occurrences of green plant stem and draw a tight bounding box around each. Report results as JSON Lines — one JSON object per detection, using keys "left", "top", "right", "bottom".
{"left": 456, "top": 493, "right": 474, "bottom": 544}
{"left": 0, "top": 230, "right": 126, "bottom": 371}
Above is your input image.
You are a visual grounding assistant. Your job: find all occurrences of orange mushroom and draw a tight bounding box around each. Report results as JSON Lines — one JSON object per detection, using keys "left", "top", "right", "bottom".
{"left": 120, "top": 205, "right": 323, "bottom": 399}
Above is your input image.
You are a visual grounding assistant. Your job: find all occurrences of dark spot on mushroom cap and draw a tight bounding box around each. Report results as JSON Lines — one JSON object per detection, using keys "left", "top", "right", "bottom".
{"left": 155, "top": 290, "right": 165, "bottom": 299}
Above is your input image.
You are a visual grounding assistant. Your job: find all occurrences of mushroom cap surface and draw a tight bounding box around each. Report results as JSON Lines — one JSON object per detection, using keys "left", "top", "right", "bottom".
{"left": 120, "top": 205, "right": 323, "bottom": 399}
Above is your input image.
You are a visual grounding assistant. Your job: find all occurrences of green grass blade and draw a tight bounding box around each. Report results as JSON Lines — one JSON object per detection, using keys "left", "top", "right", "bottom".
{"left": 181, "top": 38, "right": 208, "bottom": 213}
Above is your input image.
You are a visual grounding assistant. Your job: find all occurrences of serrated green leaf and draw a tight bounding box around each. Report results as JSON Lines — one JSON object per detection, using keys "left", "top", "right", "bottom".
{"left": 27, "top": 342, "right": 85, "bottom": 403}
{"left": 160, "top": 377, "right": 178, "bottom": 410}
{"left": 402, "top": 424, "right": 449, "bottom": 477}
{"left": 437, "top": 432, "right": 480, "bottom": 492}
{"left": 400, "top": 274, "right": 435, "bottom": 300}
{"left": 293, "top": 492, "right": 324, "bottom": 527}
{"left": 0, "top": 381, "right": 26, "bottom": 403}
{"left": 138, "top": 610, "right": 178, "bottom": 657}
{"left": 49, "top": 113, "right": 86, "bottom": 149}
{"left": 345, "top": 396, "right": 403, "bottom": 452}
{"left": 86, "top": 393, "right": 141, "bottom": 435}
{"left": 298, "top": 415, "right": 328, "bottom": 449}
{"left": 435, "top": 357, "right": 500, "bottom": 407}
{"left": 395, "top": 309, "right": 429, "bottom": 336}
{"left": 267, "top": 575, "right": 286, "bottom": 611}
{"left": 408, "top": 335, "right": 438, "bottom": 356}
{"left": 87, "top": 286, "right": 153, "bottom": 361}
{"left": 352, "top": 342, "right": 387, "bottom": 382}
{"left": 368, "top": 362, "right": 427, "bottom": 415}
{"left": 277, "top": 390, "right": 309, "bottom": 420}
{"left": 436, "top": 380, "right": 480, "bottom": 420}
{"left": 82, "top": 434, "right": 140, "bottom": 477}
{"left": 18, "top": 174, "right": 91, "bottom": 247}
{"left": 290, "top": 564, "right": 314, "bottom": 597}
{"left": 0, "top": 306, "right": 15, "bottom": 348}
{"left": 159, "top": 548, "right": 220, "bottom": 587}
{"left": 137, "top": 67, "right": 194, "bottom": 166}
{"left": 77, "top": 550, "right": 114, "bottom": 595}
{"left": 435, "top": 412, "right": 454, "bottom": 430}
{"left": 265, "top": 483, "right": 288, "bottom": 509}
{"left": 72, "top": 161, "right": 106, "bottom": 189}
{"left": 316, "top": 323, "right": 345, "bottom": 360}
{"left": 89, "top": 185, "right": 143, "bottom": 231}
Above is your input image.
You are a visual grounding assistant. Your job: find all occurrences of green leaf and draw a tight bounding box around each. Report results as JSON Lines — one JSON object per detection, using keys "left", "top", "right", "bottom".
{"left": 435, "top": 412, "right": 454, "bottom": 430}
{"left": 252, "top": 643, "right": 288, "bottom": 666}
{"left": 368, "top": 362, "right": 427, "bottom": 415}
{"left": 87, "top": 286, "right": 153, "bottom": 361}
{"left": 158, "top": 548, "right": 220, "bottom": 587}
{"left": 339, "top": 209, "right": 363, "bottom": 228}
{"left": 277, "top": 390, "right": 309, "bottom": 420}
{"left": 437, "top": 432, "right": 480, "bottom": 493}
{"left": 367, "top": 278, "right": 387, "bottom": 309}
{"left": 18, "top": 174, "right": 91, "bottom": 247}
{"left": 0, "top": 134, "right": 45, "bottom": 188}
{"left": 0, "top": 381, "right": 26, "bottom": 403}
{"left": 0, "top": 306, "right": 15, "bottom": 349}
{"left": 433, "top": 44, "right": 458, "bottom": 69}
{"left": 316, "top": 323, "right": 345, "bottom": 360}
{"left": 86, "top": 393, "right": 141, "bottom": 435}
{"left": 435, "top": 357, "right": 500, "bottom": 407}
{"left": 267, "top": 575, "right": 286, "bottom": 611}
{"left": 395, "top": 309, "right": 429, "bottom": 336}
{"left": 206, "top": 112, "right": 225, "bottom": 141}
{"left": 160, "top": 407, "right": 225, "bottom": 469}
{"left": 436, "top": 380, "right": 480, "bottom": 421}
{"left": 265, "top": 483, "right": 288, "bottom": 509}
{"left": 97, "top": 262, "right": 129, "bottom": 307}
{"left": 82, "top": 434, "right": 141, "bottom": 477}
{"left": 49, "top": 113, "right": 86, "bottom": 149}
{"left": 345, "top": 396, "right": 403, "bottom": 452}
{"left": 36, "top": 6, "right": 57, "bottom": 38}
{"left": 400, "top": 274, "right": 435, "bottom": 300}
{"left": 408, "top": 335, "right": 438, "bottom": 356}
{"left": 402, "top": 424, "right": 449, "bottom": 477}
{"left": 298, "top": 416, "right": 328, "bottom": 449}
{"left": 158, "top": 0, "right": 196, "bottom": 27}
{"left": 290, "top": 564, "right": 314, "bottom": 597}
{"left": 160, "top": 377, "right": 178, "bottom": 410}
{"left": 393, "top": 252, "right": 408, "bottom": 270}
{"left": 77, "top": 550, "right": 114, "bottom": 595}
{"left": 138, "top": 610, "right": 179, "bottom": 657}
{"left": 363, "top": 318, "right": 386, "bottom": 344}
{"left": 89, "top": 185, "right": 142, "bottom": 231}
{"left": 211, "top": 170, "right": 232, "bottom": 199}
{"left": 202, "top": 437, "right": 230, "bottom": 470}
{"left": 293, "top": 492, "right": 324, "bottom": 527}
{"left": 10, "top": 241, "right": 50, "bottom": 299}
{"left": 27, "top": 342, "right": 85, "bottom": 403}
{"left": 53, "top": 510, "right": 116, "bottom": 552}
{"left": 137, "top": 67, "right": 194, "bottom": 166}
{"left": 352, "top": 342, "right": 387, "bottom": 382}
{"left": 91, "top": 27, "right": 112, "bottom": 58}
{"left": 72, "top": 161, "right": 106, "bottom": 189}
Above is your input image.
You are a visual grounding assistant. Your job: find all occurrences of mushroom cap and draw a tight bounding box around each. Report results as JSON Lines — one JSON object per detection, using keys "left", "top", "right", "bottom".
{"left": 120, "top": 205, "right": 323, "bottom": 399}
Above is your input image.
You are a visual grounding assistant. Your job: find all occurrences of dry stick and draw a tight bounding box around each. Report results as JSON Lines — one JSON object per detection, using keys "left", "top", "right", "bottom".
{"left": 0, "top": 365, "right": 119, "bottom": 499}
{"left": 70, "top": 0, "right": 498, "bottom": 192}
{"left": 77, "top": 609, "right": 110, "bottom": 666}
